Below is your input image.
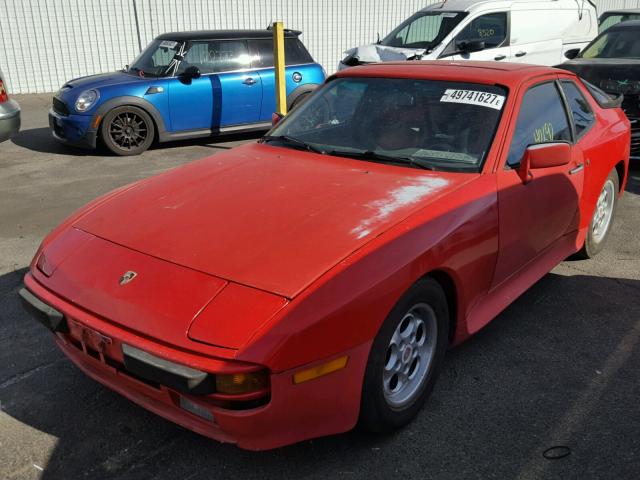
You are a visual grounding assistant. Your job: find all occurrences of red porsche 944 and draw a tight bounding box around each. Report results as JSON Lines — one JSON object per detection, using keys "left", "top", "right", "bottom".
{"left": 20, "top": 61, "right": 630, "bottom": 450}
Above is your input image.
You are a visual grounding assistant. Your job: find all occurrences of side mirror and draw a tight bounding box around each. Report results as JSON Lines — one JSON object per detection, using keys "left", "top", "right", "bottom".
{"left": 181, "top": 66, "right": 201, "bottom": 80}
{"left": 271, "top": 112, "right": 284, "bottom": 126}
{"left": 564, "top": 48, "right": 580, "bottom": 60}
{"left": 519, "top": 143, "right": 571, "bottom": 184}
{"left": 457, "top": 40, "right": 486, "bottom": 53}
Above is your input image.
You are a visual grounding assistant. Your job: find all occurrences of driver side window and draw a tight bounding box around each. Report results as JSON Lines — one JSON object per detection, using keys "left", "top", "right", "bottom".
{"left": 506, "top": 82, "right": 572, "bottom": 167}
{"left": 455, "top": 12, "right": 507, "bottom": 49}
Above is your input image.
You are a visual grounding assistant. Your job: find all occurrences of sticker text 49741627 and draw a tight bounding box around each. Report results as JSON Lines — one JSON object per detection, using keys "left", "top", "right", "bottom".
{"left": 440, "top": 89, "right": 505, "bottom": 110}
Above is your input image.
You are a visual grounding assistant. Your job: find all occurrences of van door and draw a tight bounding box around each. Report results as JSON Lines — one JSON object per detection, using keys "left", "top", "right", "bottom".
{"left": 510, "top": 9, "right": 564, "bottom": 65}
{"left": 446, "top": 12, "right": 511, "bottom": 62}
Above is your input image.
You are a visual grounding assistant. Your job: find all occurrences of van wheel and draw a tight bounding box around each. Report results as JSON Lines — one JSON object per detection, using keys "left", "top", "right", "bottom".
{"left": 100, "top": 106, "right": 155, "bottom": 156}
{"left": 360, "top": 278, "right": 449, "bottom": 432}
{"left": 577, "top": 169, "right": 619, "bottom": 259}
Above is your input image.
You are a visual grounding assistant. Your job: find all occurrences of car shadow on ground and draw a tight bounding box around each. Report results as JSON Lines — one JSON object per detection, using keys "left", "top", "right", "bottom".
{"left": 11, "top": 128, "right": 95, "bottom": 156}
{"left": 11, "top": 127, "right": 265, "bottom": 156}
{"left": 1, "top": 266, "right": 639, "bottom": 480}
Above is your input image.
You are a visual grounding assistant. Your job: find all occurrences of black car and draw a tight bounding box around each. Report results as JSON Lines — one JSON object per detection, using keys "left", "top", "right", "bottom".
{"left": 559, "top": 20, "right": 640, "bottom": 158}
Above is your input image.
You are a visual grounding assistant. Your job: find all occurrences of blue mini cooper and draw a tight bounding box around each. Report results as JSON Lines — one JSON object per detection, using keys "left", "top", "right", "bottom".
{"left": 49, "top": 29, "right": 326, "bottom": 155}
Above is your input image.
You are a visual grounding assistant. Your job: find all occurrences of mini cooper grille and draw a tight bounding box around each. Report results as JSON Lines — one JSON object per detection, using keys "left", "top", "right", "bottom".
{"left": 52, "top": 96, "right": 69, "bottom": 116}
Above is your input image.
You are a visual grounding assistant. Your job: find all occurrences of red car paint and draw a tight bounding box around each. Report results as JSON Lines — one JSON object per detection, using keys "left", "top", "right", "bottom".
{"left": 23, "top": 61, "right": 630, "bottom": 450}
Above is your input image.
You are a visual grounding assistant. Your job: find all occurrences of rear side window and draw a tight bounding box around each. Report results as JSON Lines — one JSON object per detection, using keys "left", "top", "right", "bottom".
{"left": 456, "top": 13, "right": 508, "bottom": 48}
{"left": 507, "top": 82, "right": 572, "bottom": 167}
{"left": 560, "top": 80, "right": 595, "bottom": 138}
{"left": 248, "top": 38, "right": 314, "bottom": 69}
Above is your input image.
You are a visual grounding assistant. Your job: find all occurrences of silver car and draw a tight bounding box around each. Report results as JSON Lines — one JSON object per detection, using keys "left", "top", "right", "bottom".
{"left": 0, "top": 68, "right": 20, "bottom": 142}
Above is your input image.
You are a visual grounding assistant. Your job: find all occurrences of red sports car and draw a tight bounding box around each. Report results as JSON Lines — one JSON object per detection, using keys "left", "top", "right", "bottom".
{"left": 20, "top": 61, "right": 630, "bottom": 450}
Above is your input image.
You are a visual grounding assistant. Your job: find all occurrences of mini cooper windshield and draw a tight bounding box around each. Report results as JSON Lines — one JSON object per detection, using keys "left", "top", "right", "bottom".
{"left": 266, "top": 78, "right": 507, "bottom": 172}
{"left": 128, "top": 39, "right": 184, "bottom": 77}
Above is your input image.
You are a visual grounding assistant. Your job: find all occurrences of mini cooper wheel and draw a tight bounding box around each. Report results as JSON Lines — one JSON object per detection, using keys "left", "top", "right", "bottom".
{"left": 101, "top": 106, "right": 155, "bottom": 156}
{"left": 360, "top": 278, "right": 449, "bottom": 432}
{"left": 578, "top": 169, "right": 619, "bottom": 259}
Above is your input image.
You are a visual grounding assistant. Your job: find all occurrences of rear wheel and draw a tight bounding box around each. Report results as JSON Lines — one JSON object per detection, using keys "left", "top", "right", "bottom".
{"left": 360, "top": 278, "right": 449, "bottom": 432}
{"left": 577, "top": 169, "right": 619, "bottom": 258}
{"left": 100, "top": 106, "right": 155, "bottom": 156}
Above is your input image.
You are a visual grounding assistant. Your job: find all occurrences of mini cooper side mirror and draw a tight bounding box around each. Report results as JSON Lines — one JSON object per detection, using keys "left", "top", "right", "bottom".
{"left": 564, "top": 48, "right": 580, "bottom": 60}
{"left": 182, "top": 66, "right": 201, "bottom": 80}
{"left": 519, "top": 142, "right": 571, "bottom": 184}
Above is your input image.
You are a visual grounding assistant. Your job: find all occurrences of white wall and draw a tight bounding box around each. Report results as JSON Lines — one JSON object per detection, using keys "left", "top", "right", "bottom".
{"left": 1, "top": 0, "right": 639, "bottom": 94}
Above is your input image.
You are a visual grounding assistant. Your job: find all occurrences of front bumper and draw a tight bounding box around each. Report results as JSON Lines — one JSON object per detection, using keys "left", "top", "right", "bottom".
{"left": 0, "top": 99, "right": 20, "bottom": 142}
{"left": 49, "top": 107, "right": 98, "bottom": 149}
{"left": 20, "top": 272, "right": 369, "bottom": 450}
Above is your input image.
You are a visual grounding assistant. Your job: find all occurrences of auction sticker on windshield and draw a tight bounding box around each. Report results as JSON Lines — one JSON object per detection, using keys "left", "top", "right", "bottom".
{"left": 440, "top": 89, "right": 505, "bottom": 110}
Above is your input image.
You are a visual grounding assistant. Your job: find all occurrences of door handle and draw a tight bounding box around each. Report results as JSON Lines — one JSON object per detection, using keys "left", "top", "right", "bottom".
{"left": 243, "top": 77, "right": 257, "bottom": 86}
{"left": 494, "top": 54, "right": 506, "bottom": 61}
{"left": 515, "top": 51, "right": 527, "bottom": 57}
{"left": 569, "top": 163, "right": 584, "bottom": 175}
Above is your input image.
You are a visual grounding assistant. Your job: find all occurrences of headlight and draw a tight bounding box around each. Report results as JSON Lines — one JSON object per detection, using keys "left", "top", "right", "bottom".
{"left": 75, "top": 89, "right": 99, "bottom": 112}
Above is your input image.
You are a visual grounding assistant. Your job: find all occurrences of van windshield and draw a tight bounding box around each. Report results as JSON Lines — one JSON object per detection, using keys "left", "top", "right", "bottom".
{"left": 381, "top": 11, "right": 468, "bottom": 51}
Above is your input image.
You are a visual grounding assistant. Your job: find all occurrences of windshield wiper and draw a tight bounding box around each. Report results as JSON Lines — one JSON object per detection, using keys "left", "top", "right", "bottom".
{"left": 327, "top": 149, "right": 434, "bottom": 171}
{"left": 261, "top": 135, "right": 326, "bottom": 154}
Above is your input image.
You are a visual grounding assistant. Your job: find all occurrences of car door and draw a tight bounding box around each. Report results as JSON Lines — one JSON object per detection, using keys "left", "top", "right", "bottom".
{"left": 167, "top": 41, "right": 215, "bottom": 132}
{"left": 214, "top": 40, "right": 262, "bottom": 127}
{"left": 492, "top": 78, "right": 585, "bottom": 287}
{"left": 447, "top": 12, "right": 511, "bottom": 62}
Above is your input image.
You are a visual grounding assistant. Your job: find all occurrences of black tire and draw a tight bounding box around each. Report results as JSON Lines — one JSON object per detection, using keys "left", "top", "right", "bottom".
{"left": 100, "top": 106, "right": 155, "bottom": 156}
{"left": 577, "top": 168, "right": 620, "bottom": 259}
{"left": 360, "top": 277, "right": 449, "bottom": 433}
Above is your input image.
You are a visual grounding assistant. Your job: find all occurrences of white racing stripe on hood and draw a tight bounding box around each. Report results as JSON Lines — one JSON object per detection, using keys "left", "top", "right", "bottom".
{"left": 351, "top": 177, "right": 449, "bottom": 239}
{"left": 345, "top": 44, "right": 427, "bottom": 63}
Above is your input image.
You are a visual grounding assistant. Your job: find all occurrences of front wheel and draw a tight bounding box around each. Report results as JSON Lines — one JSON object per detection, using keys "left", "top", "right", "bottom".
{"left": 577, "top": 169, "right": 620, "bottom": 259}
{"left": 360, "top": 278, "right": 449, "bottom": 432}
{"left": 100, "top": 106, "right": 155, "bottom": 156}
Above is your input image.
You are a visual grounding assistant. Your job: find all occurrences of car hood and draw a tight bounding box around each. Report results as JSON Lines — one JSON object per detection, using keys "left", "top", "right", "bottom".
{"left": 340, "top": 44, "right": 427, "bottom": 68}
{"left": 58, "top": 71, "right": 147, "bottom": 96}
{"left": 559, "top": 58, "right": 640, "bottom": 95}
{"left": 74, "top": 143, "right": 471, "bottom": 299}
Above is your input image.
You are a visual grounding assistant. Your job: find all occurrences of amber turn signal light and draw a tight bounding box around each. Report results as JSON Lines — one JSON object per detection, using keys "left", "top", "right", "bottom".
{"left": 215, "top": 370, "right": 269, "bottom": 395}
{"left": 293, "top": 356, "right": 348, "bottom": 385}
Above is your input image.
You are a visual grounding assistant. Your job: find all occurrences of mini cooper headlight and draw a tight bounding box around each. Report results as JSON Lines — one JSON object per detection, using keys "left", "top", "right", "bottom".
{"left": 75, "top": 89, "right": 99, "bottom": 112}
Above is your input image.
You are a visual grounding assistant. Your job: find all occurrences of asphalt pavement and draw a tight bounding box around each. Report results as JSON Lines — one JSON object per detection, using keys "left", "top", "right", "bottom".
{"left": 1, "top": 94, "right": 639, "bottom": 480}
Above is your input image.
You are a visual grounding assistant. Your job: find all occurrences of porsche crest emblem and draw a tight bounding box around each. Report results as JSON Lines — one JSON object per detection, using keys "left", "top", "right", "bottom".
{"left": 119, "top": 271, "right": 138, "bottom": 285}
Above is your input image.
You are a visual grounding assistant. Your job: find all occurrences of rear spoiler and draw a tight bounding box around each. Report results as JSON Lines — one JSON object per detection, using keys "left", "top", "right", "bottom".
{"left": 266, "top": 25, "right": 302, "bottom": 36}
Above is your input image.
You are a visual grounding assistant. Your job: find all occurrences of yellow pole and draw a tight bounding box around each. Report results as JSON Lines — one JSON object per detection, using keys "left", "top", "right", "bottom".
{"left": 273, "top": 21, "right": 287, "bottom": 116}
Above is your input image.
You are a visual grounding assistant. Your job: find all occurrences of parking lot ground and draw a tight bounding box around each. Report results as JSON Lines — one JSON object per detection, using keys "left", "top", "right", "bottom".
{"left": 1, "top": 94, "right": 639, "bottom": 480}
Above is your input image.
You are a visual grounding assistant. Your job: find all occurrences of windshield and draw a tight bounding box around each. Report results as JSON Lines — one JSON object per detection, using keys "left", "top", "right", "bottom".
{"left": 581, "top": 29, "right": 640, "bottom": 59}
{"left": 381, "top": 11, "right": 468, "bottom": 50}
{"left": 599, "top": 12, "right": 640, "bottom": 33}
{"left": 267, "top": 77, "right": 507, "bottom": 172}
{"left": 128, "top": 39, "right": 184, "bottom": 77}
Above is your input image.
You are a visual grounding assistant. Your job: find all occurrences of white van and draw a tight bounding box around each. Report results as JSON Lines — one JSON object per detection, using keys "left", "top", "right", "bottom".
{"left": 339, "top": 0, "right": 598, "bottom": 69}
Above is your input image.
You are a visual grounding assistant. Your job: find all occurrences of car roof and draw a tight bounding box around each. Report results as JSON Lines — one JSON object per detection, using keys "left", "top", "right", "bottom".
{"left": 334, "top": 61, "right": 565, "bottom": 88}
{"left": 156, "top": 29, "right": 301, "bottom": 41}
